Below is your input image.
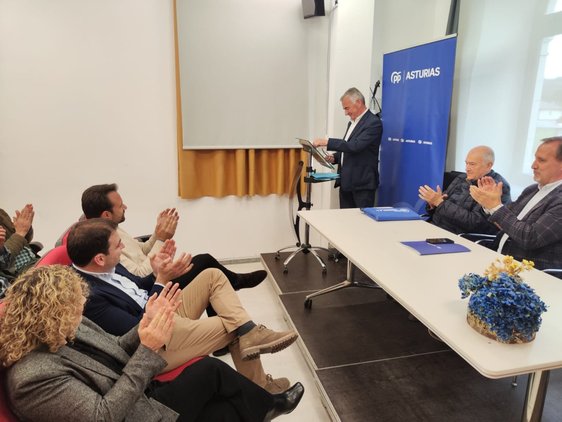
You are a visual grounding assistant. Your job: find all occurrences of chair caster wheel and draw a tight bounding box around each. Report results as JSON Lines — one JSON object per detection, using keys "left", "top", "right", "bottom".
{"left": 283, "top": 267, "right": 288, "bottom": 273}
{"left": 304, "top": 299, "right": 312, "bottom": 309}
{"left": 333, "top": 257, "right": 339, "bottom": 263}
{"left": 322, "top": 267, "right": 327, "bottom": 274}
{"left": 275, "top": 254, "right": 280, "bottom": 260}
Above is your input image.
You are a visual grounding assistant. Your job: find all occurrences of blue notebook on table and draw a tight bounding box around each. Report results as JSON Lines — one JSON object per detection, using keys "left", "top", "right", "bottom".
{"left": 401, "top": 241, "right": 470, "bottom": 255}
{"left": 361, "top": 207, "right": 422, "bottom": 221}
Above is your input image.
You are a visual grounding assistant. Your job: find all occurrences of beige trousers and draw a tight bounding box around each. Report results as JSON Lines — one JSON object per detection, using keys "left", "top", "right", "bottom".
{"left": 160, "top": 268, "right": 268, "bottom": 387}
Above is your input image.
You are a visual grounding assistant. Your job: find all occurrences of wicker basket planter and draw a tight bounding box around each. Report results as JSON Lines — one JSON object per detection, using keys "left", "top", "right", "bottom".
{"left": 466, "top": 311, "right": 535, "bottom": 344}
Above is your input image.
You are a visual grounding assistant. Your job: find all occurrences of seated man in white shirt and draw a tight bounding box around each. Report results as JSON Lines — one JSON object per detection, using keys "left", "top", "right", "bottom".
{"left": 80, "top": 184, "right": 267, "bottom": 292}
{"left": 470, "top": 136, "right": 562, "bottom": 273}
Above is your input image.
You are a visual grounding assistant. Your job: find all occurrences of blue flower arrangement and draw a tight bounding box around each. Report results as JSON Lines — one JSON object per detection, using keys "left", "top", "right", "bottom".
{"left": 458, "top": 256, "right": 547, "bottom": 344}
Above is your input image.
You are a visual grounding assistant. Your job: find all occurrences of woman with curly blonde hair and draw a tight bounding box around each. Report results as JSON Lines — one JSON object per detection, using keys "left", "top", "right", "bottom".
{"left": 0, "top": 265, "right": 303, "bottom": 422}
{"left": 0, "top": 265, "right": 88, "bottom": 366}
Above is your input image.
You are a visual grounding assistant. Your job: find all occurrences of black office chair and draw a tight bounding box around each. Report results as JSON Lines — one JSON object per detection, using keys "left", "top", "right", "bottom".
{"left": 443, "top": 170, "right": 465, "bottom": 191}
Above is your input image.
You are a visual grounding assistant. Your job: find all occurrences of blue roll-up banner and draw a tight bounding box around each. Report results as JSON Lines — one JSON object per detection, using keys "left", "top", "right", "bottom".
{"left": 377, "top": 36, "right": 457, "bottom": 212}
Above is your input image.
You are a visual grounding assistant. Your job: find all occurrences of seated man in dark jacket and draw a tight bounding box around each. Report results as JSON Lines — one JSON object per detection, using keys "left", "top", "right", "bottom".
{"left": 67, "top": 218, "right": 298, "bottom": 394}
{"left": 418, "top": 146, "right": 511, "bottom": 234}
{"left": 0, "top": 204, "right": 39, "bottom": 296}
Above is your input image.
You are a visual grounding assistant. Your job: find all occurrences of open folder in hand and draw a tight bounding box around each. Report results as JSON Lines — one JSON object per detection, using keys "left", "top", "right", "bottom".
{"left": 297, "top": 138, "right": 335, "bottom": 170}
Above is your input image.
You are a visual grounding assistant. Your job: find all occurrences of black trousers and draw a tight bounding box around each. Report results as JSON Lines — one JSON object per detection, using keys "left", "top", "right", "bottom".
{"left": 339, "top": 189, "right": 376, "bottom": 209}
{"left": 173, "top": 253, "right": 239, "bottom": 289}
{"left": 148, "top": 357, "right": 273, "bottom": 422}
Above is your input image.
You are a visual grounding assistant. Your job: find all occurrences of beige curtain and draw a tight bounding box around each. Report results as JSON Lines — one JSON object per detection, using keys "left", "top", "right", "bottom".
{"left": 177, "top": 148, "right": 307, "bottom": 199}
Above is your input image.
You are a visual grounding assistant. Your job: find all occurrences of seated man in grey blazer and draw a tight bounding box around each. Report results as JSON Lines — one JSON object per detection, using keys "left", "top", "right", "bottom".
{"left": 0, "top": 265, "right": 304, "bottom": 421}
{"left": 470, "top": 136, "right": 562, "bottom": 274}
{"left": 419, "top": 145, "right": 511, "bottom": 234}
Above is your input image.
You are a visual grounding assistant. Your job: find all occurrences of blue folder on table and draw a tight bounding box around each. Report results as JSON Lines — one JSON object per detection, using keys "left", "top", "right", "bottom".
{"left": 361, "top": 207, "right": 422, "bottom": 221}
{"left": 401, "top": 241, "right": 470, "bottom": 255}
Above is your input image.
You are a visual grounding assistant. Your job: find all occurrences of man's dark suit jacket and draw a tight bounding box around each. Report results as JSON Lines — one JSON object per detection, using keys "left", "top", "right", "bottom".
{"left": 76, "top": 264, "right": 163, "bottom": 336}
{"left": 489, "top": 183, "right": 562, "bottom": 272}
{"left": 327, "top": 110, "right": 382, "bottom": 192}
{"left": 429, "top": 170, "right": 511, "bottom": 234}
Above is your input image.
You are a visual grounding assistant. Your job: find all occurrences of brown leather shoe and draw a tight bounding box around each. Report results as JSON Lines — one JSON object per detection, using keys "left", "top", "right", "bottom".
{"left": 263, "top": 374, "right": 290, "bottom": 394}
{"left": 239, "top": 324, "right": 298, "bottom": 361}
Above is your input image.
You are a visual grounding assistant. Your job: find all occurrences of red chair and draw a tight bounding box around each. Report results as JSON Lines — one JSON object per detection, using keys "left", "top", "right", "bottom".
{"left": 34, "top": 245, "right": 72, "bottom": 267}
{"left": 154, "top": 357, "right": 204, "bottom": 382}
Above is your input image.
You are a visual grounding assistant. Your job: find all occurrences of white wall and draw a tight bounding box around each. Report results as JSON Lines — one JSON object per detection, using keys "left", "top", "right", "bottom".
{"left": 1, "top": 0, "right": 482, "bottom": 260}
{"left": 0, "top": 0, "right": 302, "bottom": 259}
{"left": 449, "top": 0, "right": 553, "bottom": 196}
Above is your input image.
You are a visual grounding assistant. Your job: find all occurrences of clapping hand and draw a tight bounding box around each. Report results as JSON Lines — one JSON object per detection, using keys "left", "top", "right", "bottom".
{"left": 469, "top": 177, "right": 503, "bottom": 209}
{"left": 150, "top": 239, "right": 193, "bottom": 282}
{"left": 13, "top": 204, "right": 34, "bottom": 237}
{"left": 144, "top": 281, "right": 182, "bottom": 323}
{"left": 154, "top": 208, "right": 179, "bottom": 241}
{"left": 139, "top": 298, "right": 177, "bottom": 353}
{"left": 418, "top": 185, "right": 447, "bottom": 208}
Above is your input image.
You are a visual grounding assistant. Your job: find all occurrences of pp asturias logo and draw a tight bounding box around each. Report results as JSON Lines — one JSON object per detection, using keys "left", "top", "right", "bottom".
{"left": 390, "top": 71, "right": 402, "bottom": 84}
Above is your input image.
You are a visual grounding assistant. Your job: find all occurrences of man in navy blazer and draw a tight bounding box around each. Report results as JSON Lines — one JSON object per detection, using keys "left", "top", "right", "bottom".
{"left": 470, "top": 136, "right": 562, "bottom": 274}
{"left": 67, "top": 218, "right": 299, "bottom": 393}
{"left": 314, "top": 87, "right": 382, "bottom": 208}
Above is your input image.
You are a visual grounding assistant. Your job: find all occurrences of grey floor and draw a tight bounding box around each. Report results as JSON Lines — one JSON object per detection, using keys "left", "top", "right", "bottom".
{"left": 221, "top": 261, "right": 331, "bottom": 421}
{"left": 260, "top": 250, "right": 562, "bottom": 422}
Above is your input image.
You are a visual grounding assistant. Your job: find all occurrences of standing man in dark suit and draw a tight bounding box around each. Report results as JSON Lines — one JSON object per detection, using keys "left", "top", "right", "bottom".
{"left": 313, "top": 87, "right": 383, "bottom": 208}
{"left": 470, "top": 136, "right": 562, "bottom": 273}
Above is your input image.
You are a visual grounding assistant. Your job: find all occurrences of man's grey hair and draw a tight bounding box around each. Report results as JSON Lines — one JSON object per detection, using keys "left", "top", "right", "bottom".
{"left": 470, "top": 145, "right": 495, "bottom": 164}
{"left": 481, "top": 146, "right": 495, "bottom": 164}
{"left": 541, "top": 136, "right": 562, "bottom": 161}
{"left": 340, "top": 87, "right": 365, "bottom": 105}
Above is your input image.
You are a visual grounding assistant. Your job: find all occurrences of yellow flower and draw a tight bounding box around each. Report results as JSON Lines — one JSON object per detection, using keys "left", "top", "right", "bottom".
{"left": 484, "top": 256, "right": 534, "bottom": 281}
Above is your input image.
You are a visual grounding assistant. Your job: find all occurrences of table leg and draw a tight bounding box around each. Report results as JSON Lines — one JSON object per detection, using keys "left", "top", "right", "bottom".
{"left": 521, "top": 370, "right": 550, "bottom": 422}
{"left": 304, "top": 259, "right": 380, "bottom": 308}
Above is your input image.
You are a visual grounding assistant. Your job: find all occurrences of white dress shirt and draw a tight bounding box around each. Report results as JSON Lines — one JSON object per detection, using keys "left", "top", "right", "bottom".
{"left": 74, "top": 264, "right": 149, "bottom": 309}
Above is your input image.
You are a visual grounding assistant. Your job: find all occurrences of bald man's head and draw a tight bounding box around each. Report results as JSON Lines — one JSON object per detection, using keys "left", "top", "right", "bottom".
{"left": 465, "top": 146, "right": 495, "bottom": 181}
